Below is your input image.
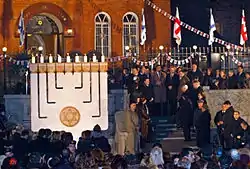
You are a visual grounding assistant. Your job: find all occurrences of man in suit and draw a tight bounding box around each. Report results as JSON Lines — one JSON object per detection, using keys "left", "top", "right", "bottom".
{"left": 139, "top": 66, "right": 149, "bottom": 86}
{"left": 127, "top": 66, "right": 140, "bottom": 94}
{"left": 114, "top": 102, "right": 138, "bottom": 155}
{"left": 140, "top": 78, "right": 154, "bottom": 116}
{"left": 227, "top": 70, "right": 237, "bottom": 89}
{"left": 214, "top": 104, "right": 227, "bottom": 147}
{"left": 236, "top": 65, "right": 246, "bottom": 89}
{"left": 187, "top": 63, "right": 204, "bottom": 84}
{"left": 178, "top": 85, "right": 193, "bottom": 141}
{"left": 177, "top": 70, "right": 190, "bottom": 100}
{"left": 222, "top": 100, "right": 235, "bottom": 149}
{"left": 189, "top": 79, "right": 203, "bottom": 112}
{"left": 150, "top": 65, "right": 166, "bottom": 116}
{"left": 231, "top": 111, "right": 246, "bottom": 149}
{"left": 140, "top": 78, "right": 154, "bottom": 103}
{"left": 165, "top": 66, "right": 179, "bottom": 116}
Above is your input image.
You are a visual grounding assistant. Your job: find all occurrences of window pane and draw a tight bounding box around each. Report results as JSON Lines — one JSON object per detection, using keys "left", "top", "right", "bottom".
{"left": 95, "top": 13, "right": 111, "bottom": 57}
{"left": 123, "top": 13, "right": 138, "bottom": 55}
{"left": 95, "top": 24, "right": 102, "bottom": 49}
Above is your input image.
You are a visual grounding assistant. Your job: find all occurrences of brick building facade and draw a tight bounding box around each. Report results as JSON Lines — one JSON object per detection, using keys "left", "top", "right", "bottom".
{"left": 0, "top": 0, "right": 171, "bottom": 58}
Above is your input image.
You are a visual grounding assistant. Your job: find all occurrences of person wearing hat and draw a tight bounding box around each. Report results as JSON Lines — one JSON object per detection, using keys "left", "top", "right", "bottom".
{"left": 195, "top": 100, "right": 211, "bottom": 148}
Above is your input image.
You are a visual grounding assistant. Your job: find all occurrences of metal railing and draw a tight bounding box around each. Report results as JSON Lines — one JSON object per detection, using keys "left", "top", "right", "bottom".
{"left": 2, "top": 46, "right": 250, "bottom": 95}
{"left": 145, "top": 46, "right": 250, "bottom": 72}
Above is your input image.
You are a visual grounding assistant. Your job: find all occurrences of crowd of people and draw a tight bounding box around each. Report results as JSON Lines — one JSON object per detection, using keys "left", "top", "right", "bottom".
{"left": 0, "top": 63, "right": 250, "bottom": 168}
{"left": 0, "top": 123, "right": 249, "bottom": 169}
{"left": 112, "top": 63, "right": 250, "bottom": 140}
{"left": 110, "top": 62, "right": 250, "bottom": 168}
{"left": 108, "top": 63, "right": 250, "bottom": 118}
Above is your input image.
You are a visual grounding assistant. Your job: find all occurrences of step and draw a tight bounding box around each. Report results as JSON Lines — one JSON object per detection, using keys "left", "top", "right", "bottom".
{"left": 155, "top": 132, "right": 170, "bottom": 137}
{"left": 155, "top": 124, "right": 177, "bottom": 129}
{"left": 150, "top": 116, "right": 176, "bottom": 123}
{"left": 155, "top": 137, "right": 163, "bottom": 142}
{"left": 155, "top": 123, "right": 177, "bottom": 127}
{"left": 155, "top": 128, "right": 177, "bottom": 132}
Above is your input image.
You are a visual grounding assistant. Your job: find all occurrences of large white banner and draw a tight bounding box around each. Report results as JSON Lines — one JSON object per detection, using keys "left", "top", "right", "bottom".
{"left": 30, "top": 63, "right": 108, "bottom": 139}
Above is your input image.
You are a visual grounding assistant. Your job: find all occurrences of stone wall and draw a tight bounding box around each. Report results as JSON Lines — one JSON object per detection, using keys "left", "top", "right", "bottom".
{"left": 4, "top": 89, "right": 129, "bottom": 138}
{"left": 205, "top": 89, "right": 250, "bottom": 126}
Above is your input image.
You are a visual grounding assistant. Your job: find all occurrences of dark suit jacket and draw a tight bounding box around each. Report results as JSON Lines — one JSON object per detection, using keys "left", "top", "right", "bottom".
{"left": 187, "top": 69, "right": 204, "bottom": 84}
{"left": 231, "top": 117, "right": 245, "bottom": 137}
{"left": 178, "top": 92, "right": 193, "bottom": 126}
{"left": 237, "top": 72, "right": 246, "bottom": 89}
{"left": 227, "top": 75, "right": 238, "bottom": 89}
{"left": 165, "top": 73, "right": 179, "bottom": 100}
{"left": 140, "top": 84, "right": 154, "bottom": 101}
{"left": 223, "top": 106, "right": 235, "bottom": 137}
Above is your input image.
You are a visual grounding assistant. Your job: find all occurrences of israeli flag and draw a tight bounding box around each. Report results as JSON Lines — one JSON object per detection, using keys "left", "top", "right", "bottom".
{"left": 18, "top": 10, "right": 25, "bottom": 46}
{"left": 208, "top": 9, "right": 216, "bottom": 46}
{"left": 140, "top": 8, "right": 147, "bottom": 45}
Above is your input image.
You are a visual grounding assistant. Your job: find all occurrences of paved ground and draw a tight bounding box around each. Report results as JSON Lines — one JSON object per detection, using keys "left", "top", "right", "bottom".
{"left": 143, "top": 130, "right": 197, "bottom": 153}
{"left": 161, "top": 138, "right": 196, "bottom": 153}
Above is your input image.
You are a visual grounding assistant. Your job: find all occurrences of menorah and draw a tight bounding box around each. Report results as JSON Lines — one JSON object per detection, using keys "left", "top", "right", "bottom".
{"left": 29, "top": 54, "right": 108, "bottom": 138}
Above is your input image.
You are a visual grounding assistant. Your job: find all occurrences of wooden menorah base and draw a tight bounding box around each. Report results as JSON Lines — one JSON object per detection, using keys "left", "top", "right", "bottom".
{"left": 29, "top": 62, "right": 108, "bottom": 73}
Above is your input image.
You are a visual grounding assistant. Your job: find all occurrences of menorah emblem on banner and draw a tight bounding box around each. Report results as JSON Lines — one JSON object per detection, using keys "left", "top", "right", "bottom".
{"left": 30, "top": 58, "right": 108, "bottom": 138}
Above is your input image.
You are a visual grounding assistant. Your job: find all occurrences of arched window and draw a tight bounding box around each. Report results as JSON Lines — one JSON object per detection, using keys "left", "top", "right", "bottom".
{"left": 123, "top": 12, "right": 139, "bottom": 55}
{"left": 95, "top": 12, "right": 111, "bottom": 57}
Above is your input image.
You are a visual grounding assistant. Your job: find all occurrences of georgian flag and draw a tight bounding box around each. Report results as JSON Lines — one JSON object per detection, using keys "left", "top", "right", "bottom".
{"left": 240, "top": 9, "right": 248, "bottom": 46}
{"left": 173, "top": 7, "right": 181, "bottom": 46}
{"left": 18, "top": 10, "right": 25, "bottom": 46}
{"left": 208, "top": 9, "right": 216, "bottom": 46}
{"left": 140, "top": 8, "right": 147, "bottom": 45}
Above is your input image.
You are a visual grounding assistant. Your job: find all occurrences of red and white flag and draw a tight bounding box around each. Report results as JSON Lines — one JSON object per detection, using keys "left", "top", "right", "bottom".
{"left": 240, "top": 9, "right": 248, "bottom": 46}
{"left": 173, "top": 7, "right": 181, "bottom": 46}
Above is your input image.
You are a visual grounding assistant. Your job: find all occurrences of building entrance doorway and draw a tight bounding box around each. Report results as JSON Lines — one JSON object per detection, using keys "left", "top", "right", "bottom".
{"left": 26, "top": 14, "right": 64, "bottom": 56}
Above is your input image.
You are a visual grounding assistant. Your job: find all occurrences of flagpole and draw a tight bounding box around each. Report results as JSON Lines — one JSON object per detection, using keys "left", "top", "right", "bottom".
{"left": 177, "top": 44, "right": 180, "bottom": 60}
{"left": 25, "top": 70, "right": 28, "bottom": 95}
{"left": 173, "top": 7, "right": 182, "bottom": 60}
